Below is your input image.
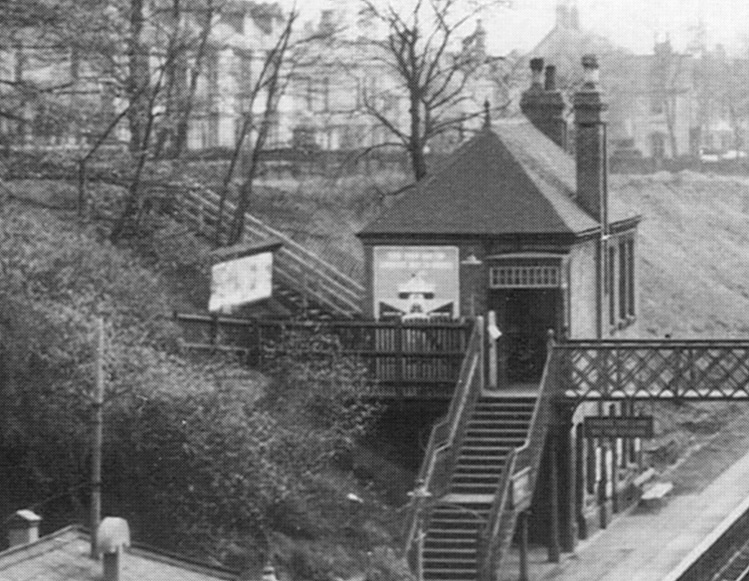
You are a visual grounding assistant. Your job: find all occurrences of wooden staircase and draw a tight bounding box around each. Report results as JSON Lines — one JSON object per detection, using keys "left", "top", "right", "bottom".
{"left": 421, "top": 396, "right": 536, "bottom": 581}
{"left": 172, "top": 180, "right": 365, "bottom": 319}
{"left": 406, "top": 325, "right": 561, "bottom": 581}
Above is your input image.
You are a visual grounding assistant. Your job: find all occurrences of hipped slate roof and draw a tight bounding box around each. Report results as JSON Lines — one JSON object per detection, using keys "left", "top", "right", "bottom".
{"left": 358, "top": 117, "right": 601, "bottom": 238}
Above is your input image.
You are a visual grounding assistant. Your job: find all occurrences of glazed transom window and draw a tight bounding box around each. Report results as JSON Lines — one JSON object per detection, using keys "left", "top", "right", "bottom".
{"left": 489, "top": 265, "right": 561, "bottom": 288}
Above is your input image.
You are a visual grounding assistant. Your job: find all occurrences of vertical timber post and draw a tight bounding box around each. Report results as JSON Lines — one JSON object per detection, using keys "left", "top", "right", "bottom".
{"left": 598, "top": 438, "right": 609, "bottom": 529}
{"left": 610, "top": 404, "right": 619, "bottom": 514}
{"left": 561, "top": 405, "right": 577, "bottom": 553}
{"left": 519, "top": 510, "right": 529, "bottom": 581}
{"left": 90, "top": 317, "right": 104, "bottom": 558}
{"left": 575, "top": 422, "right": 588, "bottom": 540}
{"left": 548, "top": 415, "right": 561, "bottom": 563}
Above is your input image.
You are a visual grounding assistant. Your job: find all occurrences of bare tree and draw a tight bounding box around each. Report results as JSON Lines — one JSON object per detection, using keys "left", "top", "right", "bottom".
{"left": 358, "top": 0, "right": 508, "bottom": 181}
{"left": 214, "top": 8, "right": 298, "bottom": 246}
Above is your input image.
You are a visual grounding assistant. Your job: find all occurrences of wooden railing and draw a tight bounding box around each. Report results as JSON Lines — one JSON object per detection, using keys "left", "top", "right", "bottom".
{"left": 176, "top": 180, "right": 365, "bottom": 318}
{"left": 557, "top": 340, "right": 749, "bottom": 400}
{"left": 404, "top": 318, "right": 485, "bottom": 561}
{"left": 175, "top": 312, "right": 472, "bottom": 399}
{"left": 478, "top": 332, "right": 561, "bottom": 581}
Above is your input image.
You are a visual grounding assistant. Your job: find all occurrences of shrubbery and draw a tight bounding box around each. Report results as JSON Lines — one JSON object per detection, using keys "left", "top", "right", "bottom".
{"left": 0, "top": 201, "right": 386, "bottom": 575}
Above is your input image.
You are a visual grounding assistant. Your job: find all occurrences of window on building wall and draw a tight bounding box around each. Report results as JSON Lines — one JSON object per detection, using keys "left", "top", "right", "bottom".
{"left": 489, "top": 265, "right": 561, "bottom": 288}
{"left": 608, "top": 245, "right": 616, "bottom": 327}
{"left": 608, "top": 235, "right": 637, "bottom": 330}
{"left": 619, "top": 239, "right": 627, "bottom": 320}
{"left": 626, "top": 238, "right": 636, "bottom": 318}
{"left": 650, "top": 132, "right": 666, "bottom": 159}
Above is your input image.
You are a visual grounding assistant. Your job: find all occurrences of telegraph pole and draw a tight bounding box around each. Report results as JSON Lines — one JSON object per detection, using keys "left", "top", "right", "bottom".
{"left": 91, "top": 317, "right": 104, "bottom": 558}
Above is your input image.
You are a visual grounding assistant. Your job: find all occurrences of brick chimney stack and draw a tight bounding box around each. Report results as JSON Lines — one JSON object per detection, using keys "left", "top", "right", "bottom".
{"left": 520, "top": 58, "right": 567, "bottom": 149}
{"left": 573, "top": 54, "right": 607, "bottom": 222}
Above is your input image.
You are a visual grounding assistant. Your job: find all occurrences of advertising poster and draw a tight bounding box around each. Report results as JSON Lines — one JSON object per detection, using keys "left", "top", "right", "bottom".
{"left": 373, "top": 246, "right": 459, "bottom": 320}
{"left": 208, "top": 251, "right": 273, "bottom": 313}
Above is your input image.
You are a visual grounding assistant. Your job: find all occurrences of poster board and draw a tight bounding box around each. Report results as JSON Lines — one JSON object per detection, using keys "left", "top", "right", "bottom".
{"left": 208, "top": 251, "right": 273, "bottom": 313}
{"left": 372, "top": 246, "right": 459, "bottom": 320}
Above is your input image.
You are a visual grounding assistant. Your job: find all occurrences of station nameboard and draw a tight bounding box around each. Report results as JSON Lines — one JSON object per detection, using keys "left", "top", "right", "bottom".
{"left": 583, "top": 416, "right": 654, "bottom": 439}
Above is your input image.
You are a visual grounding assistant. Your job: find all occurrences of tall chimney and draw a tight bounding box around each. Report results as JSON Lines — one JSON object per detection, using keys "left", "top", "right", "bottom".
{"left": 520, "top": 59, "right": 567, "bottom": 148}
{"left": 573, "top": 54, "right": 607, "bottom": 222}
{"left": 96, "top": 517, "right": 131, "bottom": 581}
{"left": 6, "top": 509, "right": 41, "bottom": 547}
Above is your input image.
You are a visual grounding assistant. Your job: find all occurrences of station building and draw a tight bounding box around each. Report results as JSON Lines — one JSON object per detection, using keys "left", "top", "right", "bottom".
{"left": 358, "top": 55, "right": 641, "bottom": 385}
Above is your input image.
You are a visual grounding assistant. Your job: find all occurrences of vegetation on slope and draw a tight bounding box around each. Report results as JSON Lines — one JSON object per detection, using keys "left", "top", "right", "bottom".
{"left": 0, "top": 196, "right": 401, "bottom": 580}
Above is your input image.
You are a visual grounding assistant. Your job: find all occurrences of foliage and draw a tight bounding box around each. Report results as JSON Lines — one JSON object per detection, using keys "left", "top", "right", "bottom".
{"left": 0, "top": 201, "right": 384, "bottom": 572}
{"left": 358, "top": 0, "right": 509, "bottom": 180}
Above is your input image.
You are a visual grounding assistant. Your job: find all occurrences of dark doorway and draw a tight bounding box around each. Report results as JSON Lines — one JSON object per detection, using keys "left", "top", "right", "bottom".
{"left": 490, "top": 288, "right": 561, "bottom": 384}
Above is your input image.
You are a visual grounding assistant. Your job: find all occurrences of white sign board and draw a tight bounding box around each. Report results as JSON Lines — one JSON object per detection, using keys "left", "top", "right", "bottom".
{"left": 373, "top": 246, "right": 459, "bottom": 320}
{"left": 208, "top": 251, "right": 273, "bottom": 313}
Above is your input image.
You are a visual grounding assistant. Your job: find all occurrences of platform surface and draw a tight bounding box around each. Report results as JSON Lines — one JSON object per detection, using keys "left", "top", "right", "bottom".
{"left": 499, "top": 437, "right": 749, "bottom": 581}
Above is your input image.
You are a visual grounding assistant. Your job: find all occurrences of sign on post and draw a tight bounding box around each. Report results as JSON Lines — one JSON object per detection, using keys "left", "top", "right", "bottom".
{"left": 208, "top": 239, "right": 281, "bottom": 313}
{"left": 511, "top": 467, "right": 533, "bottom": 512}
{"left": 583, "top": 416, "right": 654, "bottom": 439}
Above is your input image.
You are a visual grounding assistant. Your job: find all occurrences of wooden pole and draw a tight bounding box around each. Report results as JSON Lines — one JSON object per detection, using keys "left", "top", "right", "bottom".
{"left": 598, "top": 439, "right": 609, "bottom": 530}
{"left": 91, "top": 317, "right": 104, "bottom": 558}
{"left": 488, "top": 310, "right": 498, "bottom": 389}
{"left": 548, "top": 431, "right": 561, "bottom": 563}
{"left": 575, "top": 423, "right": 587, "bottom": 540}
{"left": 518, "top": 510, "right": 529, "bottom": 581}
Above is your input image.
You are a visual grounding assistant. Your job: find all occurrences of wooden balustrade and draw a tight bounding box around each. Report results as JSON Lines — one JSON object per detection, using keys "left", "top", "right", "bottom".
{"left": 404, "top": 318, "right": 485, "bottom": 561}
{"left": 175, "top": 313, "right": 472, "bottom": 399}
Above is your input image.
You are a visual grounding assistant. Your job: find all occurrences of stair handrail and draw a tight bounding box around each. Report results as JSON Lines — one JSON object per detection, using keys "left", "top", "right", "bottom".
{"left": 404, "top": 316, "right": 485, "bottom": 558}
{"left": 177, "top": 180, "right": 364, "bottom": 317}
{"left": 477, "top": 333, "right": 562, "bottom": 581}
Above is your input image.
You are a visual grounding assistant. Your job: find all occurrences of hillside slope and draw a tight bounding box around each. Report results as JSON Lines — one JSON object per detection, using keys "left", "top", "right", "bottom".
{"left": 610, "top": 171, "right": 749, "bottom": 337}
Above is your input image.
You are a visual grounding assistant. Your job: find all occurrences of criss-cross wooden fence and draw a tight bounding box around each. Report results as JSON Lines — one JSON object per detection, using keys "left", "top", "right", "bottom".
{"left": 557, "top": 340, "right": 749, "bottom": 400}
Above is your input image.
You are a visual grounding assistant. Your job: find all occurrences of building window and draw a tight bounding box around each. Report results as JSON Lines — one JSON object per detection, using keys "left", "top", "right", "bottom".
{"left": 650, "top": 132, "right": 666, "bottom": 160}
{"left": 626, "top": 238, "right": 636, "bottom": 318}
{"left": 619, "top": 239, "right": 627, "bottom": 320}
{"left": 608, "top": 245, "right": 616, "bottom": 327}
{"left": 608, "top": 235, "right": 636, "bottom": 330}
{"left": 489, "top": 265, "right": 561, "bottom": 288}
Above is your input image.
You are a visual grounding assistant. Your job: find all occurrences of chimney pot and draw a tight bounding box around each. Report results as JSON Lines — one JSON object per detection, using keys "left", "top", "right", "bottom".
{"left": 544, "top": 65, "right": 557, "bottom": 91}
{"left": 581, "top": 54, "right": 600, "bottom": 87}
{"left": 529, "top": 57, "right": 544, "bottom": 88}
{"left": 5, "top": 509, "right": 41, "bottom": 548}
{"left": 97, "top": 518, "right": 131, "bottom": 581}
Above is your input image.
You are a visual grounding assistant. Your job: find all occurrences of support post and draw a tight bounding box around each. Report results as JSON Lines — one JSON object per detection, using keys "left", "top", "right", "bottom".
{"left": 519, "top": 510, "right": 529, "bottom": 581}
{"left": 560, "top": 406, "right": 577, "bottom": 553}
{"left": 598, "top": 439, "right": 609, "bottom": 530}
{"left": 575, "top": 422, "right": 588, "bottom": 540}
{"left": 548, "top": 430, "right": 561, "bottom": 563}
{"left": 91, "top": 317, "right": 104, "bottom": 558}
{"left": 610, "top": 404, "right": 619, "bottom": 514}
{"left": 487, "top": 311, "right": 499, "bottom": 389}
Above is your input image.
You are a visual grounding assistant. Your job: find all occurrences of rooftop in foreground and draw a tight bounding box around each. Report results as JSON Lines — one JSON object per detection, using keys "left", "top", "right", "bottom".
{"left": 0, "top": 525, "right": 237, "bottom": 581}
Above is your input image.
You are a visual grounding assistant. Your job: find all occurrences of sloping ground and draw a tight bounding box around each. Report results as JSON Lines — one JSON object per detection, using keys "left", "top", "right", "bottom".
{"left": 610, "top": 171, "right": 749, "bottom": 337}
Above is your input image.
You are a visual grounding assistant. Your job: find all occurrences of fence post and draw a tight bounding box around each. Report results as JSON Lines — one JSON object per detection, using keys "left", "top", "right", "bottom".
{"left": 395, "top": 318, "right": 404, "bottom": 400}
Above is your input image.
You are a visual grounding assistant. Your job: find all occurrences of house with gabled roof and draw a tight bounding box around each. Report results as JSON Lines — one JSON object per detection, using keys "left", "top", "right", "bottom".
{"left": 358, "top": 55, "right": 641, "bottom": 384}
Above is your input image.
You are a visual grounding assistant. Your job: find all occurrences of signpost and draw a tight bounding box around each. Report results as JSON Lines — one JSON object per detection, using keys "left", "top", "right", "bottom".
{"left": 208, "top": 239, "right": 282, "bottom": 313}
{"left": 511, "top": 467, "right": 533, "bottom": 512}
{"left": 583, "top": 416, "right": 654, "bottom": 439}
